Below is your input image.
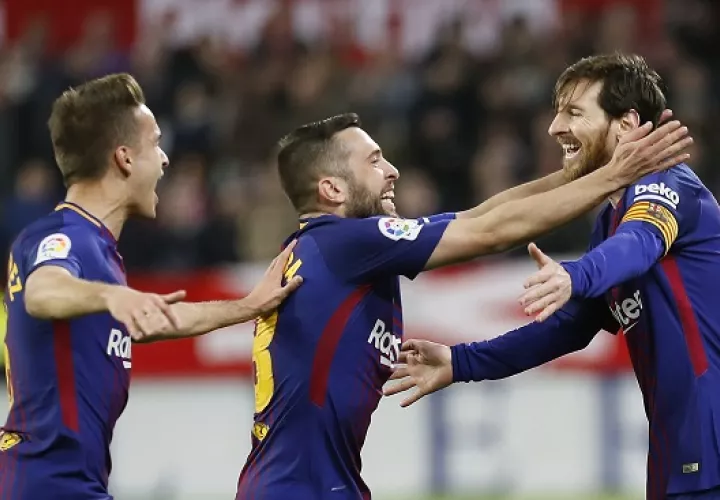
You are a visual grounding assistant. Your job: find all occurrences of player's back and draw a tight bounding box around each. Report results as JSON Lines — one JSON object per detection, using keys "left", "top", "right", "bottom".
{"left": 593, "top": 165, "right": 720, "bottom": 496}
{"left": 237, "top": 213, "right": 451, "bottom": 500}
{"left": 0, "top": 203, "right": 131, "bottom": 500}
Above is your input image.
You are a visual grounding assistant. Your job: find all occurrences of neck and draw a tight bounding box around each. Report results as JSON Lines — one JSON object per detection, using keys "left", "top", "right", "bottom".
{"left": 299, "top": 205, "right": 345, "bottom": 219}
{"left": 65, "top": 181, "right": 129, "bottom": 239}
{"left": 608, "top": 187, "right": 625, "bottom": 208}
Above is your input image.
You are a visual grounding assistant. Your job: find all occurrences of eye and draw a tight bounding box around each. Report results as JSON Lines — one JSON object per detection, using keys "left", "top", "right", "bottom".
{"left": 569, "top": 109, "right": 582, "bottom": 117}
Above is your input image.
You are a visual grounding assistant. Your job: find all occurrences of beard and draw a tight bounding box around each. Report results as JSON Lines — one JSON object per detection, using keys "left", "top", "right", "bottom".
{"left": 563, "top": 124, "right": 614, "bottom": 181}
{"left": 343, "top": 176, "right": 393, "bottom": 219}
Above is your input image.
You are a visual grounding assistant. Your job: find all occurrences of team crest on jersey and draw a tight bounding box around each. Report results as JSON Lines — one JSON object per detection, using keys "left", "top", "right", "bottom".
{"left": 34, "top": 233, "right": 72, "bottom": 265}
{"left": 252, "top": 422, "right": 269, "bottom": 441}
{"left": 0, "top": 430, "right": 23, "bottom": 451}
{"left": 378, "top": 218, "right": 423, "bottom": 241}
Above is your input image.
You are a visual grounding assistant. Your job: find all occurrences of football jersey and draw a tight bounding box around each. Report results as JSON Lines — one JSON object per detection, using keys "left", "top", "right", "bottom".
{"left": 590, "top": 165, "right": 720, "bottom": 497}
{"left": 0, "top": 202, "right": 131, "bottom": 500}
{"left": 236, "top": 213, "right": 454, "bottom": 500}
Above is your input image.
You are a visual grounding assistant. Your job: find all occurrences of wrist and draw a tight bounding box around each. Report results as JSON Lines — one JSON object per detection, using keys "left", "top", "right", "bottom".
{"left": 235, "top": 297, "right": 262, "bottom": 321}
{"left": 561, "top": 261, "right": 585, "bottom": 297}
{"left": 97, "top": 283, "right": 122, "bottom": 310}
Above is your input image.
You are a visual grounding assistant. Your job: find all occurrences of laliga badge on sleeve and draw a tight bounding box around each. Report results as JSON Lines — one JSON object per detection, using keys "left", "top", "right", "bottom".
{"left": 34, "top": 233, "right": 72, "bottom": 265}
{"left": 377, "top": 218, "right": 423, "bottom": 241}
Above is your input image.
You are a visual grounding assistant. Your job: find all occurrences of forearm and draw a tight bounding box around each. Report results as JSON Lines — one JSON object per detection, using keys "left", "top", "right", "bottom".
{"left": 25, "top": 268, "right": 115, "bottom": 319}
{"left": 143, "top": 299, "right": 261, "bottom": 341}
{"left": 457, "top": 171, "right": 568, "bottom": 220}
{"left": 451, "top": 313, "right": 598, "bottom": 382}
{"left": 563, "top": 226, "right": 664, "bottom": 298}
{"left": 473, "top": 167, "right": 622, "bottom": 253}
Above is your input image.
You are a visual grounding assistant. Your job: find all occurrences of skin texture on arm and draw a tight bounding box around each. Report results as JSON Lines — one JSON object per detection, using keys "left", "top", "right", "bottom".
{"left": 424, "top": 119, "right": 691, "bottom": 269}
{"left": 134, "top": 241, "right": 303, "bottom": 342}
{"left": 25, "top": 266, "right": 186, "bottom": 338}
{"left": 455, "top": 170, "right": 568, "bottom": 220}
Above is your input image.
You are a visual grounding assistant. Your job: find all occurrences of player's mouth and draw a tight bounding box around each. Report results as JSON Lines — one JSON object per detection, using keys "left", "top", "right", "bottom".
{"left": 560, "top": 139, "right": 582, "bottom": 160}
{"left": 381, "top": 191, "right": 395, "bottom": 211}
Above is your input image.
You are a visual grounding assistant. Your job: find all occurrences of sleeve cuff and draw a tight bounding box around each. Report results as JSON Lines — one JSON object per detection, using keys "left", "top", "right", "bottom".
{"left": 451, "top": 343, "right": 483, "bottom": 383}
{"left": 561, "top": 261, "right": 586, "bottom": 297}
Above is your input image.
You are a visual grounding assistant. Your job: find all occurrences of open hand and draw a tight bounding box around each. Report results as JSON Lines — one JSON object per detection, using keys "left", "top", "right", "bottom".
{"left": 519, "top": 243, "right": 571, "bottom": 322}
{"left": 245, "top": 240, "right": 303, "bottom": 317}
{"left": 105, "top": 287, "right": 187, "bottom": 341}
{"left": 608, "top": 109, "right": 693, "bottom": 185}
{"left": 383, "top": 339, "right": 453, "bottom": 407}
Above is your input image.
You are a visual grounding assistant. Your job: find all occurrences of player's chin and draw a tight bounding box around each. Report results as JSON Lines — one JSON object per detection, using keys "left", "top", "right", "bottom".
{"left": 381, "top": 200, "right": 397, "bottom": 217}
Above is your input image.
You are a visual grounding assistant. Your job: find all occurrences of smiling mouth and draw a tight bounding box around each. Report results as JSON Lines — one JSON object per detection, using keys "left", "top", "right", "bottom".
{"left": 562, "top": 142, "right": 582, "bottom": 159}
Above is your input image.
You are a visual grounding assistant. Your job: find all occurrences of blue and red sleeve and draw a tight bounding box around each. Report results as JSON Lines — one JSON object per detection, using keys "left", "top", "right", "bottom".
{"left": 562, "top": 170, "right": 694, "bottom": 299}
{"left": 451, "top": 298, "right": 612, "bottom": 382}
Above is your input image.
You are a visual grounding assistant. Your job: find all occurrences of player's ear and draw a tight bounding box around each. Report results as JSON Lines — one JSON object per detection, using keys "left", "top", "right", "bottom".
{"left": 113, "top": 146, "right": 132, "bottom": 178}
{"left": 618, "top": 109, "right": 641, "bottom": 134}
{"left": 318, "top": 176, "right": 346, "bottom": 205}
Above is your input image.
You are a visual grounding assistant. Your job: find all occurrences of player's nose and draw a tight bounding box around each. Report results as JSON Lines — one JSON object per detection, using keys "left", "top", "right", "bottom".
{"left": 548, "top": 114, "right": 567, "bottom": 137}
{"left": 161, "top": 149, "right": 169, "bottom": 169}
{"left": 384, "top": 160, "right": 399, "bottom": 181}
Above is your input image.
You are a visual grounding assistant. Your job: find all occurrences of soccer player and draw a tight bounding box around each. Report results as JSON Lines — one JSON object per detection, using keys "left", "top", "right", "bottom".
{"left": 235, "top": 103, "right": 691, "bottom": 499}
{"left": 0, "top": 74, "right": 301, "bottom": 500}
{"left": 385, "top": 54, "right": 720, "bottom": 500}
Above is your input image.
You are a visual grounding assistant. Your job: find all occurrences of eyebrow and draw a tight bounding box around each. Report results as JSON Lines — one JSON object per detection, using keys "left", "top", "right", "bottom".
{"left": 367, "top": 148, "right": 382, "bottom": 160}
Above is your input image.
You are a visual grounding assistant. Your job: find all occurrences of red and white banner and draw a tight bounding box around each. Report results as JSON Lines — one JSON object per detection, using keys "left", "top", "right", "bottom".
{"left": 128, "top": 260, "right": 632, "bottom": 378}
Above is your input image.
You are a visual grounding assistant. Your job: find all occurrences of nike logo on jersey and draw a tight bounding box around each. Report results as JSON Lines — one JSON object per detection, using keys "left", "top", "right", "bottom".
{"left": 367, "top": 319, "right": 401, "bottom": 367}
{"left": 634, "top": 182, "right": 680, "bottom": 209}
{"left": 107, "top": 328, "right": 132, "bottom": 368}
{"left": 609, "top": 290, "right": 644, "bottom": 334}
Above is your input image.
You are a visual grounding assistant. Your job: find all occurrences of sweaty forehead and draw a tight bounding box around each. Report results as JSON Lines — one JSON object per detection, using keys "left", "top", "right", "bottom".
{"left": 556, "top": 80, "right": 603, "bottom": 110}
{"left": 335, "top": 127, "right": 378, "bottom": 157}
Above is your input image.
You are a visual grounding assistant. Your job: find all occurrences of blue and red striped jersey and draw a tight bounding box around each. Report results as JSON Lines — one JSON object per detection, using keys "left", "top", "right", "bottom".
{"left": 587, "top": 165, "right": 720, "bottom": 497}
{"left": 0, "top": 202, "right": 130, "bottom": 500}
{"left": 236, "top": 213, "right": 453, "bottom": 500}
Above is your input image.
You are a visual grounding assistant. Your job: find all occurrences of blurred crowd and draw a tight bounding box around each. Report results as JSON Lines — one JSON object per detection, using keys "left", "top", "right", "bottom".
{"left": 0, "top": 0, "right": 718, "bottom": 271}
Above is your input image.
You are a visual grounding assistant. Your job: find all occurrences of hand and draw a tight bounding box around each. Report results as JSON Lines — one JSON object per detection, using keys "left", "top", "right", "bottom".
{"left": 104, "top": 287, "right": 187, "bottom": 341}
{"left": 519, "top": 243, "right": 571, "bottom": 322}
{"left": 245, "top": 240, "right": 304, "bottom": 317}
{"left": 383, "top": 339, "right": 453, "bottom": 407}
{"left": 607, "top": 109, "right": 693, "bottom": 186}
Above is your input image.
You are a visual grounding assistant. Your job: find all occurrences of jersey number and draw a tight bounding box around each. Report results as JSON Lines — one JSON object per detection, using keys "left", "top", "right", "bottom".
{"left": 6, "top": 255, "right": 23, "bottom": 302}
{"left": 251, "top": 251, "right": 302, "bottom": 414}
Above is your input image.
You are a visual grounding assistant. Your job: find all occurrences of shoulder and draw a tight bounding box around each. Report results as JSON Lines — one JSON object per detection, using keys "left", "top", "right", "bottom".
{"left": 625, "top": 164, "right": 699, "bottom": 211}
{"left": 14, "top": 215, "right": 97, "bottom": 267}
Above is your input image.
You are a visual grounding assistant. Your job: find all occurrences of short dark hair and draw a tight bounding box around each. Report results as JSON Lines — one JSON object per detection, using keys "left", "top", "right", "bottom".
{"left": 276, "top": 113, "right": 361, "bottom": 212}
{"left": 553, "top": 53, "right": 667, "bottom": 127}
{"left": 48, "top": 73, "right": 146, "bottom": 187}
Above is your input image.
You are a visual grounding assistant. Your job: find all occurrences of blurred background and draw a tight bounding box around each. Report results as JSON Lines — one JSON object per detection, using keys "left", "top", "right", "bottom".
{"left": 0, "top": 0, "right": 718, "bottom": 498}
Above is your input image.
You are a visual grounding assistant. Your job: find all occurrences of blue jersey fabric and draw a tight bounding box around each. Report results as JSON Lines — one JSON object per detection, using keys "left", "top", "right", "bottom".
{"left": 0, "top": 202, "right": 130, "bottom": 500}
{"left": 452, "top": 165, "right": 720, "bottom": 499}
{"left": 236, "top": 213, "right": 453, "bottom": 500}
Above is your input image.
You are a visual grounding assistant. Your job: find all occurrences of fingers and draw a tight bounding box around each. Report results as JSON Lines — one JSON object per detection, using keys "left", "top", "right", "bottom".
{"left": 523, "top": 290, "right": 560, "bottom": 317}
{"left": 527, "top": 243, "right": 550, "bottom": 269}
{"left": 276, "top": 240, "right": 297, "bottom": 271}
{"left": 400, "top": 340, "right": 418, "bottom": 352}
{"left": 651, "top": 135, "right": 693, "bottom": 165}
{"left": 523, "top": 267, "right": 554, "bottom": 289}
{"left": 618, "top": 120, "right": 653, "bottom": 144}
{"left": 400, "top": 390, "right": 427, "bottom": 408}
{"left": 397, "top": 351, "right": 408, "bottom": 364}
{"left": 383, "top": 378, "right": 417, "bottom": 397}
{"left": 657, "top": 153, "right": 691, "bottom": 171}
{"left": 283, "top": 276, "right": 304, "bottom": 294}
{"left": 122, "top": 315, "right": 142, "bottom": 341}
{"left": 388, "top": 366, "right": 409, "bottom": 381}
{"left": 519, "top": 282, "right": 557, "bottom": 308}
{"left": 161, "top": 290, "right": 187, "bottom": 304}
{"left": 658, "top": 109, "right": 673, "bottom": 125}
{"left": 535, "top": 302, "right": 561, "bottom": 323}
{"left": 645, "top": 122, "right": 689, "bottom": 155}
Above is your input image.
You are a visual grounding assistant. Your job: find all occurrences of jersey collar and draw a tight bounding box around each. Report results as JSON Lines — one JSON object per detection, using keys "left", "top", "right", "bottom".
{"left": 54, "top": 202, "right": 118, "bottom": 246}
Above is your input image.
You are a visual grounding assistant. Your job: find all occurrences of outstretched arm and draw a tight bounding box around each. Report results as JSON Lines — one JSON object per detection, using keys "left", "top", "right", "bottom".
{"left": 134, "top": 242, "right": 303, "bottom": 342}
{"left": 384, "top": 298, "right": 612, "bottom": 407}
{"left": 456, "top": 171, "right": 568, "bottom": 220}
{"left": 454, "top": 109, "right": 676, "bottom": 220}
{"left": 424, "top": 120, "right": 691, "bottom": 270}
